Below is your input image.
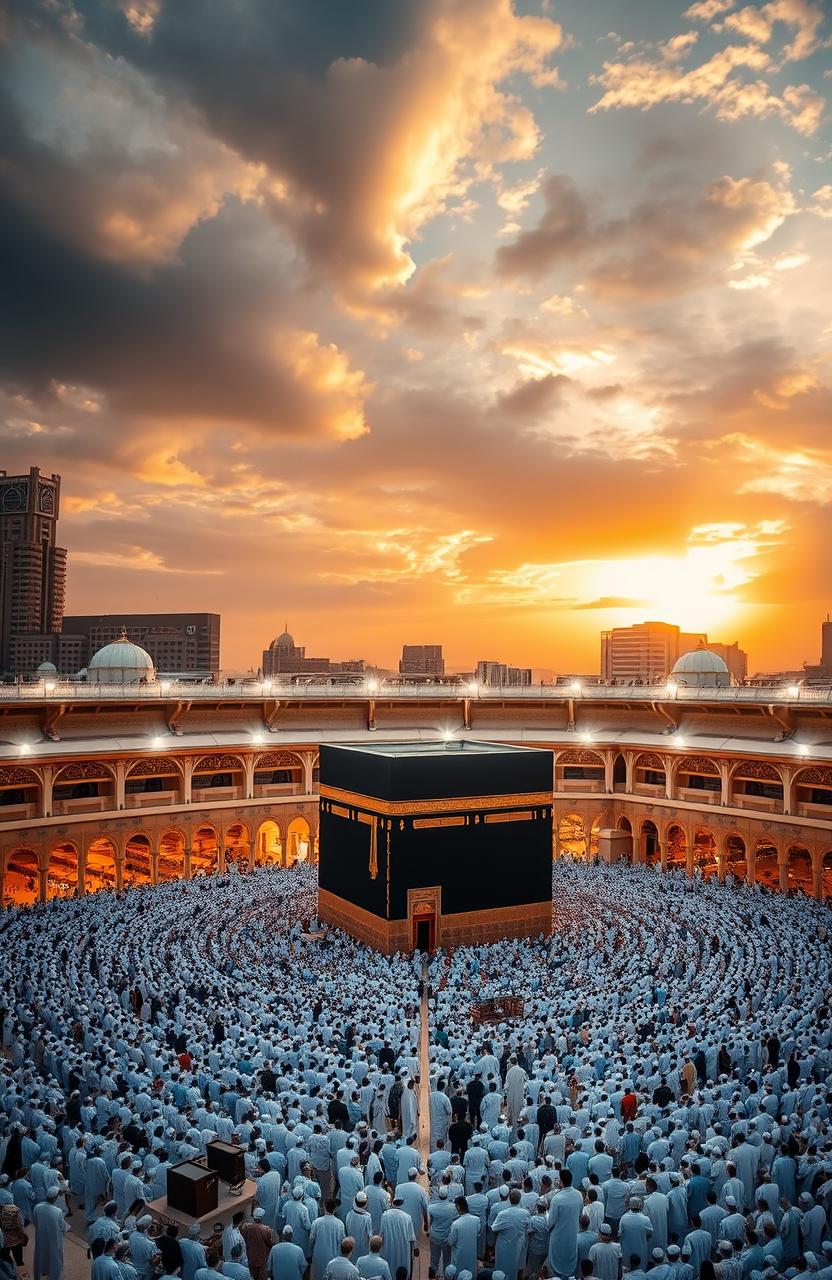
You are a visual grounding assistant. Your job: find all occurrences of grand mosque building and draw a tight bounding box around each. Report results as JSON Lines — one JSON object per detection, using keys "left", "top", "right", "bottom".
{"left": 1, "top": 637, "right": 831, "bottom": 908}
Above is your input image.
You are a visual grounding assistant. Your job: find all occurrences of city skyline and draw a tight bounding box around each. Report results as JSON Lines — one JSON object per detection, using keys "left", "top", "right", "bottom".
{"left": 2, "top": 0, "right": 831, "bottom": 672}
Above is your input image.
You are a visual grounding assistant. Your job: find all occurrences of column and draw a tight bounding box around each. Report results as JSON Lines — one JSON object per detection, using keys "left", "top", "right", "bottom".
{"left": 685, "top": 836, "right": 695, "bottom": 878}
{"left": 115, "top": 858, "right": 124, "bottom": 892}
{"left": 77, "top": 858, "right": 86, "bottom": 897}
{"left": 812, "top": 853, "right": 823, "bottom": 901}
{"left": 183, "top": 759, "right": 193, "bottom": 805}
{"left": 150, "top": 851, "right": 159, "bottom": 886}
{"left": 625, "top": 753, "right": 635, "bottom": 792}
{"left": 302, "top": 754, "right": 315, "bottom": 795}
{"left": 782, "top": 769, "right": 793, "bottom": 815}
{"left": 183, "top": 848, "right": 192, "bottom": 880}
{"left": 217, "top": 843, "right": 226, "bottom": 875}
{"left": 716, "top": 854, "right": 726, "bottom": 884}
{"left": 660, "top": 842, "right": 668, "bottom": 873}
{"left": 115, "top": 761, "right": 126, "bottom": 811}
{"left": 603, "top": 751, "right": 615, "bottom": 794}
{"left": 746, "top": 845, "right": 756, "bottom": 888}
{"left": 778, "top": 852, "right": 789, "bottom": 893}
{"left": 244, "top": 757, "right": 255, "bottom": 800}
{"left": 38, "top": 867, "right": 48, "bottom": 903}
{"left": 41, "top": 767, "right": 54, "bottom": 819}
{"left": 665, "top": 758, "right": 675, "bottom": 801}
{"left": 720, "top": 763, "right": 731, "bottom": 808}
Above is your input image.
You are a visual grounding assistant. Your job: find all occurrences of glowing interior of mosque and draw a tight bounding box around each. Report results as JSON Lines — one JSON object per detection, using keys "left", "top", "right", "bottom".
{"left": 0, "top": 687, "right": 830, "bottom": 906}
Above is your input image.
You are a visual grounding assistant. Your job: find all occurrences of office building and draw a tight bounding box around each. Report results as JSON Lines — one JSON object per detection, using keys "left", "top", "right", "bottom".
{"left": 0, "top": 468, "right": 67, "bottom": 676}
{"left": 63, "top": 613, "right": 221, "bottom": 675}
{"left": 399, "top": 644, "right": 444, "bottom": 678}
{"left": 708, "top": 640, "right": 748, "bottom": 684}
{"left": 600, "top": 622, "right": 747, "bottom": 685}
{"left": 475, "top": 659, "right": 532, "bottom": 687}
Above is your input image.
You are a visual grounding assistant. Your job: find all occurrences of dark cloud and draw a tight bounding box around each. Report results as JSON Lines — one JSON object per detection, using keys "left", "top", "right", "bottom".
{"left": 495, "top": 373, "right": 572, "bottom": 419}
{"left": 495, "top": 174, "right": 592, "bottom": 278}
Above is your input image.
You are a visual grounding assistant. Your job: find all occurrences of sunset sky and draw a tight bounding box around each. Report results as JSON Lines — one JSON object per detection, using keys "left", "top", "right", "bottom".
{"left": 2, "top": 0, "right": 831, "bottom": 674}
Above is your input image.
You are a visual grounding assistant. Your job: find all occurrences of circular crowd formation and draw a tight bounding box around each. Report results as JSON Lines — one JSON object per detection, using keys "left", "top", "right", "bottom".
{"left": 0, "top": 862, "right": 830, "bottom": 1280}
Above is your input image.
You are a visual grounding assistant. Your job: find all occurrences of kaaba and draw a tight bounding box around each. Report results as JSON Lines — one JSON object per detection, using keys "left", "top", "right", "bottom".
{"left": 318, "top": 740, "right": 553, "bottom": 951}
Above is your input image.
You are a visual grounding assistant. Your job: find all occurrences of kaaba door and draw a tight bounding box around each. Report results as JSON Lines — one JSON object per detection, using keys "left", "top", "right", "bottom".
{"left": 408, "top": 886, "right": 441, "bottom": 953}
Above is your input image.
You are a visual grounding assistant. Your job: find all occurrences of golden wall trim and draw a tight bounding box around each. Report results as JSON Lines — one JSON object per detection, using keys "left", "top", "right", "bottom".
{"left": 319, "top": 783, "right": 553, "bottom": 817}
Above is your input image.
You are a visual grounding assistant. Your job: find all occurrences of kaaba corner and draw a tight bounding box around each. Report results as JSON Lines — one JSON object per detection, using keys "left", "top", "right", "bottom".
{"left": 317, "top": 740, "right": 554, "bottom": 952}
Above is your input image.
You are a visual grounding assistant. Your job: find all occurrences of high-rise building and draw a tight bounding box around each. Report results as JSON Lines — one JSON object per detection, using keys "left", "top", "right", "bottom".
{"left": 0, "top": 468, "right": 67, "bottom": 676}
{"left": 62, "top": 614, "right": 221, "bottom": 676}
{"left": 803, "top": 614, "right": 832, "bottom": 679}
{"left": 399, "top": 644, "right": 444, "bottom": 678}
{"left": 601, "top": 622, "right": 704, "bottom": 683}
{"left": 475, "top": 659, "right": 533, "bottom": 687}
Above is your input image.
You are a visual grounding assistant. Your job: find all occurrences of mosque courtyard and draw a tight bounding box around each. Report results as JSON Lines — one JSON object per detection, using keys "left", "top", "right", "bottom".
{"left": 1, "top": 858, "right": 830, "bottom": 1280}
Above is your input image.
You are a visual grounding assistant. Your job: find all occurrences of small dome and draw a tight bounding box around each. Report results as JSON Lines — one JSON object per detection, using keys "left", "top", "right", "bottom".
{"left": 671, "top": 647, "right": 730, "bottom": 687}
{"left": 88, "top": 628, "right": 156, "bottom": 685}
{"left": 37, "top": 661, "right": 57, "bottom": 674}
{"left": 272, "top": 621, "right": 295, "bottom": 651}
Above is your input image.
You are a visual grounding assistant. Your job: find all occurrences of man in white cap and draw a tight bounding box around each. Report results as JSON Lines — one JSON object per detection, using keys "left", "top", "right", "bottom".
{"left": 589, "top": 1223, "right": 623, "bottom": 1280}
{"left": 380, "top": 1193, "right": 416, "bottom": 1280}
{"left": 32, "top": 1185, "right": 69, "bottom": 1280}
{"left": 240, "top": 1207, "right": 275, "bottom": 1280}
{"left": 346, "top": 1192, "right": 373, "bottom": 1260}
{"left": 492, "top": 1187, "right": 530, "bottom": 1280}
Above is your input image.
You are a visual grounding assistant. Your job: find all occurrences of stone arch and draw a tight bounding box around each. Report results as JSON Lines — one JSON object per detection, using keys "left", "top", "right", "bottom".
{"left": 224, "top": 820, "right": 252, "bottom": 869}
{"left": 785, "top": 843, "right": 813, "bottom": 895}
{"left": 640, "top": 818, "right": 661, "bottom": 864}
{"left": 617, "top": 814, "right": 632, "bottom": 832}
{"left": 612, "top": 753, "right": 627, "bottom": 790}
{"left": 673, "top": 754, "right": 721, "bottom": 802}
{"left": 723, "top": 832, "right": 747, "bottom": 881}
{"left": 255, "top": 819, "right": 283, "bottom": 867}
{"left": 693, "top": 827, "right": 718, "bottom": 878}
{"left": 728, "top": 759, "right": 784, "bottom": 811}
{"left": 192, "top": 754, "right": 246, "bottom": 801}
{"left": 191, "top": 823, "right": 219, "bottom": 876}
{"left": 46, "top": 840, "right": 79, "bottom": 899}
{"left": 126, "top": 756, "right": 184, "bottom": 807}
{"left": 85, "top": 836, "right": 118, "bottom": 894}
{"left": 286, "top": 815, "right": 312, "bottom": 865}
{"left": 0, "top": 766, "right": 41, "bottom": 819}
{"left": 558, "top": 812, "right": 587, "bottom": 859}
{"left": 556, "top": 749, "right": 605, "bottom": 793}
{"left": 791, "top": 765, "right": 832, "bottom": 817}
{"left": 123, "top": 832, "right": 153, "bottom": 888}
{"left": 754, "top": 835, "right": 780, "bottom": 890}
{"left": 3, "top": 845, "right": 41, "bottom": 905}
{"left": 158, "top": 828, "right": 187, "bottom": 881}
{"left": 52, "top": 760, "right": 117, "bottom": 814}
{"left": 633, "top": 751, "right": 667, "bottom": 794}
{"left": 665, "top": 822, "right": 687, "bottom": 870}
{"left": 253, "top": 751, "right": 305, "bottom": 797}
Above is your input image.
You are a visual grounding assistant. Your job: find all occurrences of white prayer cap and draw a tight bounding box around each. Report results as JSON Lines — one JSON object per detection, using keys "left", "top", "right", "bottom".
{"left": 652, "top": 1249, "right": 665, "bottom": 1261}
{"left": 253, "top": 1209, "right": 266, "bottom": 1220}
{"left": 438, "top": 1186, "right": 449, "bottom": 1199}
{"left": 47, "top": 1186, "right": 60, "bottom": 1199}
{"left": 138, "top": 1215, "right": 152, "bottom": 1228}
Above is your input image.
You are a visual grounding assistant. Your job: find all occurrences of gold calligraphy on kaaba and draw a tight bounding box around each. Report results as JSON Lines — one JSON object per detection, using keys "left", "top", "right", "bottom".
{"left": 413, "top": 815, "right": 466, "bottom": 829}
{"left": 320, "top": 784, "right": 552, "bottom": 816}
{"left": 357, "top": 812, "right": 379, "bottom": 879}
{"left": 484, "top": 810, "right": 534, "bottom": 823}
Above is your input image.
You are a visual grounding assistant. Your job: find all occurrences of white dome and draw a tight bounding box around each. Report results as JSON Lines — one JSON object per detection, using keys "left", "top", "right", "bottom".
{"left": 671, "top": 647, "right": 730, "bottom": 687}
{"left": 37, "top": 661, "right": 57, "bottom": 674}
{"left": 88, "top": 631, "right": 156, "bottom": 685}
{"left": 272, "top": 623, "right": 295, "bottom": 651}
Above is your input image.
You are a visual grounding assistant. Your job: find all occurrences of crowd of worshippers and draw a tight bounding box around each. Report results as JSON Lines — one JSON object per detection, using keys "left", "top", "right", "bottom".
{"left": 0, "top": 862, "right": 830, "bottom": 1280}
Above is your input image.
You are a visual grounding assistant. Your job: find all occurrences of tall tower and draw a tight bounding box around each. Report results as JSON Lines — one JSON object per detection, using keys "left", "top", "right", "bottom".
{"left": 0, "top": 467, "right": 66, "bottom": 673}
{"left": 822, "top": 614, "right": 832, "bottom": 672}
